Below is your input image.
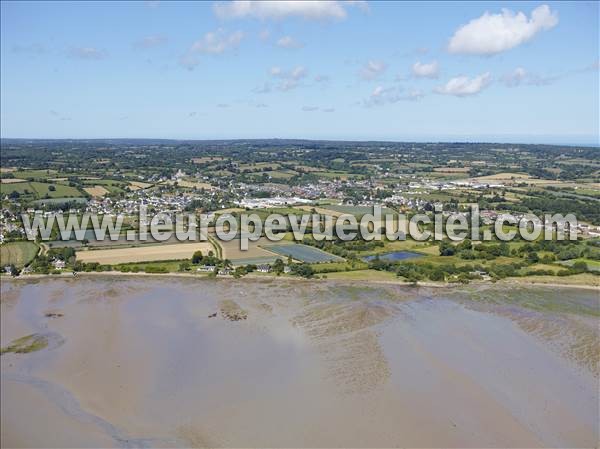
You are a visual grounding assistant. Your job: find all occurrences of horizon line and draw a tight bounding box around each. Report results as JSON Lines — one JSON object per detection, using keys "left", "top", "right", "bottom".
{"left": 1, "top": 136, "right": 599, "bottom": 146}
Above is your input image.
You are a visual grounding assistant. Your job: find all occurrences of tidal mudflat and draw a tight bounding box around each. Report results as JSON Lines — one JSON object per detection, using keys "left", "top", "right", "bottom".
{"left": 1, "top": 277, "right": 598, "bottom": 448}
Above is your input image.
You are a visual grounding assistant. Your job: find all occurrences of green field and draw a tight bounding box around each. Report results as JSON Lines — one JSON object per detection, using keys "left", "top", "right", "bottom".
{"left": 1, "top": 181, "right": 82, "bottom": 199}
{"left": 82, "top": 178, "right": 127, "bottom": 194}
{"left": 0, "top": 241, "right": 39, "bottom": 267}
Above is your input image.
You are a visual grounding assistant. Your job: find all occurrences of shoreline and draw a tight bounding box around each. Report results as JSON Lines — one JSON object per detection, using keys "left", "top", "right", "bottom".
{"left": 1, "top": 270, "right": 598, "bottom": 291}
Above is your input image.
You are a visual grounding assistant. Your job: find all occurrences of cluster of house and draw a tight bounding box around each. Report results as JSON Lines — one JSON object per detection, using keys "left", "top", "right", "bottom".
{"left": 195, "top": 263, "right": 291, "bottom": 275}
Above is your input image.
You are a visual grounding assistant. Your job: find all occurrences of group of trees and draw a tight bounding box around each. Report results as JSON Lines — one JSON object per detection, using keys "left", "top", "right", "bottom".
{"left": 302, "top": 235, "right": 384, "bottom": 258}
{"left": 28, "top": 247, "right": 76, "bottom": 274}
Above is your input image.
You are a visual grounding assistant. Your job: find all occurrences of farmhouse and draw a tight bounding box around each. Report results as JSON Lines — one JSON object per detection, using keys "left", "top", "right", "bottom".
{"left": 196, "top": 265, "right": 216, "bottom": 272}
{"left": 52, "top": 259, "right": 66, "bottom": 269}
{"left": 257, "top": 264, "right": 271, "bottom": 273}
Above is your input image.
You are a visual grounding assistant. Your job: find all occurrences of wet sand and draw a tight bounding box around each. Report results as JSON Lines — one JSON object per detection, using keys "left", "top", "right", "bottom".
{"left": 1, "top": 277, "right": 598, "bottom": 447}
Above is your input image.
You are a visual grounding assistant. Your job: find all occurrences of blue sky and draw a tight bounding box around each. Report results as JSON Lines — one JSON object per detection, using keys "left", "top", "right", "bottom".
{"left": 1, "top": 1, "right": 598, "bottom": 143}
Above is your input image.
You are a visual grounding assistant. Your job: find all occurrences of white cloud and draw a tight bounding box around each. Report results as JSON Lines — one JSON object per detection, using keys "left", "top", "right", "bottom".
{"left": 134, "top": 35, "right": 168, "bottom": 49}
{"left": 69, "top": 47, "right": 107, "bottom": 60}
{"left": 190, "top": 29, "right": 244, "bottom": 54}
{"left": 269, "top": 65, "right": 308, "bottom": 91}
{"left": 180, "top": 29, "right": 244, "bottom": 70}
{"left": 448, "top": 4, "right": 558, "bottom": 55}
{"left": 322, "top": 107, "right": 335, "bottom": 112}
{"left": 364, "top": 85, "right": 424, "bottom": 106}
{"left": 359, "top": 60, "right": 387, "bottom": 80}
{"left": 302, "top": 106, "right": 319, "bottom": 111}
{"left": 435, "top": 72, "right": 492, "bottom": 97}
{"left": 412, "top": 60, "right": 439, "bottom": 78}
{"left": 276, "top": 35, "right": 303, "bottom": 49}
{"left": 503, "top": 67, "right": 528, "bottom": 87}
{"left": 502, "top": 67, "right": 557, "bottom": 87}
{"left": 315, "top": 74, "right": 330, "bottom": 82}
{"left": 213, "top": 1, "right": 367, "bottom": 21}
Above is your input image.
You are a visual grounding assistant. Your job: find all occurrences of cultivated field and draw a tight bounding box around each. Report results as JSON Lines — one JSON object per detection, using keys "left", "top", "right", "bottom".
{"left": 297, "top": 205, "right": 344, "bottom": 217}
{"left": 433, "top": 167, "right": 470, "bottom": 173}
{"left": 321, "top": 204, "right": 396, "bottom": 216}
{"left": 0, "top": 178, "right": 26, "bottom": 184}
{"left": 76, "top": 242, "right": 214, "bottom": 264}
{"left": 176, "top": 179, "right": 213, "bottom": 190}
{"left": 262, "top": 243, "right": 344, "bottom": 263}
{"left": 0, "top": 241, "right": 39, "bottom": 267}
{"left": 83, "top": 185, "right": 110, "bottom": 197}
{"left": 219, "top": 237, "right": 281, "bottom": 262}
{"left": 128, "top": 181, "right": 152, "bottom": 190}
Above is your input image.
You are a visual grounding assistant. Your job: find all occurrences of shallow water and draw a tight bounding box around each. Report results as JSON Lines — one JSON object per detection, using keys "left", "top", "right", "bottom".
{"left": 1, "top": 277, "right": 598, "bottom": 447}
{"left": 361, "top": 250, "right": 423, "bottom": 262}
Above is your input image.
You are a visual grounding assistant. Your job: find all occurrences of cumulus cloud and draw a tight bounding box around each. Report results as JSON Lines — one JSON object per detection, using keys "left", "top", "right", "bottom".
{"left": 502, "top": 67, "right": 559, "bottom": 87}
{"left": 448, "top": 4, "right": 558, "bottom": 55}
{"left": 412, "top": 60, "right": 439, "bottom": 78}
{"left": 435, "top": 72, "right": 492, "bottom": 97}
{"left": 180, "top": 29, "right": 244, "bottom": 70}
{"left": 134, "top": 35, "right": 168, "bottom": 49}
{"left": 69, "top": 47, "right": 107, "bottom": 60}
{"left": 190, "top": 29, "right": 244, "bottom": 54}
{"left": 364, "top": 85, "right": 424, "bottom": 106}
{"left": 213, "top": 0, "right": 367, "bottom": 21}
{"left": 276, "top": 35, "right": 303, "bottom": 49}
{"left": 270, "top": 65, "right": 308, "bottom": 91}
{"left": 359, "top": 60, "right": 387, "bottom": 80}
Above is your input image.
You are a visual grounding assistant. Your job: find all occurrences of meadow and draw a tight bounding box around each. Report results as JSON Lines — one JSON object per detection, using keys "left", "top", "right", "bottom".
{"left": 0, "top": 241, "right": 39, "bottom": 267}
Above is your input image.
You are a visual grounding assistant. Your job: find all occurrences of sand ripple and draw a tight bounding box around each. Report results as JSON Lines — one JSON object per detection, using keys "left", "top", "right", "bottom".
{"left": 293, "top": 301, "right": 392, "bottom": 393}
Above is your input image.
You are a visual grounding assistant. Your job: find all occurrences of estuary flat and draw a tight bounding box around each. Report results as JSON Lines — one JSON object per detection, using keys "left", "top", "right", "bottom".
{"left": 1, "top": 278, "right": 598, "bottom": 448}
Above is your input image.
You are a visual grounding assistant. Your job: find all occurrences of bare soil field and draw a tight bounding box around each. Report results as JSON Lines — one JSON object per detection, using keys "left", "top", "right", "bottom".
{"left": 76, "top": 242, "right": 214, "bottom": 264}
{"left": 219, "top": 237, "right": 281, "bottom": 262}
{"left": 128, "top": 181, "right": 152, "bottom": 190}
{"left": 83, "top": 186, "right": 110, "bottom": 197}
{"left": 433, "top": 167, "right": 470, "bottom": 173}
{"left": 297, "top": 205, "right": 344, "bottom": 217}
{"left": 176, "top": 179, "right": 213, "bottom": 190}
{"left": 0, "top": 178, "right": 26, "bottom": 184}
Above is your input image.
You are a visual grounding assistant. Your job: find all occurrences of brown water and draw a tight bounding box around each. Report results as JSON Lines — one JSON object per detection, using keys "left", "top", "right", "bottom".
{"left": 1, "top": 277, "right": 598, "bottom": 448}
